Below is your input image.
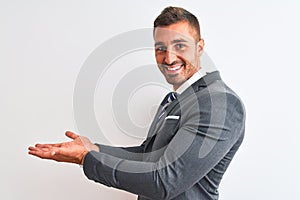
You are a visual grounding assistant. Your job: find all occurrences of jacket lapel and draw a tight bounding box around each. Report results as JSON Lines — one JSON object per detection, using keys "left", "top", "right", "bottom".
{"left": 144, "top": 71, "right": 222, "bottom": 149}
{"left": 162, "top": 71, "right": 222, "bottom": 121}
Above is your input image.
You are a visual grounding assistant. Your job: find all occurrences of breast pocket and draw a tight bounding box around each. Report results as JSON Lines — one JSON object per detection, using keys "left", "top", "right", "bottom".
{"left": 152, "top": 116, "right": 180, "bottom": 151}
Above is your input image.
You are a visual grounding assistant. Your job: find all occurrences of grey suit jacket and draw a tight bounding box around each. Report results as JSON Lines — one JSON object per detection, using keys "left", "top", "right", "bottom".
{"left": 83, "top": 71, "right": 246, "bottom": 200}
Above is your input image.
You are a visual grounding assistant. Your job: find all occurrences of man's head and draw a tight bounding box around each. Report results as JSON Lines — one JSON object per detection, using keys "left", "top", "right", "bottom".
{"left": 153, "top": 6, "right": 204, "bottom": 90}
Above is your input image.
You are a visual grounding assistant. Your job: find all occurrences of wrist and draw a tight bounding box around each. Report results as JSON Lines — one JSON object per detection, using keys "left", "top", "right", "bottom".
{"left": 91, "top": 144, "right": 100, "bottom": 152}
{"left": 80, "top": 150, "right": 89, "bottom": 165}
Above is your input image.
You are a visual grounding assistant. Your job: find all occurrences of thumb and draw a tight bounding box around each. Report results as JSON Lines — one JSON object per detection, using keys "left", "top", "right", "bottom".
{"left": 65, "top": 131, "right": 79, "bottom": 140}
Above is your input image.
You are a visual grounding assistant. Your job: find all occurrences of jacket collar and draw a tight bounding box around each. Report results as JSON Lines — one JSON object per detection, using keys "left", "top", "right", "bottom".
{"left": 178, "top": 71, "right": 221, "bottom": 101}
{"left": 165, "top": 70, "right": 222, "bottom": 113}
{"left": 152, "top": 71, "right": 222, "bottom": 132}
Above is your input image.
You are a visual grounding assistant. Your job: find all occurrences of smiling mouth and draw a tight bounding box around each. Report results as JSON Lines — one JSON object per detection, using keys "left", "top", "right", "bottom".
{"left": 165, "top": 64, "right": 184, "bottom": 73}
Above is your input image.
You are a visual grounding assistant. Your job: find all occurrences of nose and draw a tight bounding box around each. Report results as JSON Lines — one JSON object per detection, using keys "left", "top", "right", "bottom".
{"left": 164, "top": 50, "right": 177, "bottom": 65}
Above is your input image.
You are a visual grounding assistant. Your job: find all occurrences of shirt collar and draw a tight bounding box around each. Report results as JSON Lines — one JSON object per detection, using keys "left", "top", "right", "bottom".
{"left": 175, "top": 69, "right": 206, "bottom": 94}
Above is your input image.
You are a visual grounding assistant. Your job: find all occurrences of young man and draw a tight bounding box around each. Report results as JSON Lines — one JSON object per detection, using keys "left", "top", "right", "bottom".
{"left": 29, "top": 6, "right": 245, "bottom": 200}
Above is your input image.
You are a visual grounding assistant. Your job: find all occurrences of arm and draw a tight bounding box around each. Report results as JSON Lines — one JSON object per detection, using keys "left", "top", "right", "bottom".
{"left": 94, "top": 141, "right": 147, "bottom": 161}
{"left": 28, "top": 132, "right": 148, "bottom": 164}
{"left": 28, "top": 91, "right": 245, "bottom": 199}
{"left": 83, "top": 92, "right": 246, "bottom": 199}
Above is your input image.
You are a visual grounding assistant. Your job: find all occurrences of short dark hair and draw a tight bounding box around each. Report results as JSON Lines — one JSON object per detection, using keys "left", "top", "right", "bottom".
{"left": 154, "top": 6, "right": 201, "bottom": 40}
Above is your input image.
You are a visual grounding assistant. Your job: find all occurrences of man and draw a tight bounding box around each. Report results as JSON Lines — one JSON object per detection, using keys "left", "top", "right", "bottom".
{"left": 28, "top": 6, "right": 245, "bottom": 200}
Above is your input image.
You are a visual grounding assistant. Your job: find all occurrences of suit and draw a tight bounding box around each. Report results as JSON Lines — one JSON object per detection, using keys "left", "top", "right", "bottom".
{"left": 83, "top": 71, "right": 246, "bottom": 200}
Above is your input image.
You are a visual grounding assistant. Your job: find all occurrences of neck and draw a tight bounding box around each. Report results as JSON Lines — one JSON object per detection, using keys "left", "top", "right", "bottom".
{"left": 173, "top": 84, "right": 181, "bottom": 91}
{"left": 173, "top": 66, "right": 202, "bottom": 92}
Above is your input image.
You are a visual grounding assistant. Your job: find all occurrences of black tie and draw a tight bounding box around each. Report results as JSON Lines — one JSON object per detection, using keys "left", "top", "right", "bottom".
{"left": 157, "top": 92, "right": 178, "bottom": 121}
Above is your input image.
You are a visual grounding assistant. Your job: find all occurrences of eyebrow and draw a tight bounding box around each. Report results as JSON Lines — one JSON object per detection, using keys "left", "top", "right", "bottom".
{"left": 171, "top": 39, "right": 188, "bottom": 44}
{"left": 154, "top": 42, "right": 164, "bottom": 46}
{"left": 154, "top": 38, "right": 188, "bottom": 46}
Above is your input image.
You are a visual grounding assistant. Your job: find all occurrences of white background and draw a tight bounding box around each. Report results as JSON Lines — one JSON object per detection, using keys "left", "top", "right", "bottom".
{"left": 1, "top": 0, "right": 300, "bottom": 199}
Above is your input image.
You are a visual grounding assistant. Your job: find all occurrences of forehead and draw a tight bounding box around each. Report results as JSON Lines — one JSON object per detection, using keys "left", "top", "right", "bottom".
{"left": 154, "top": 21, "right": 196, "bottom": 43}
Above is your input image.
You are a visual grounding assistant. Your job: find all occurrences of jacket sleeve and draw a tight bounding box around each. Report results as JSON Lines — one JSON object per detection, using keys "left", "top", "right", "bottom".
{"left": 83, "top": 91, "right": 245, "bottom": 199}
{"left": 94, "top": 140, "right": 148, "bottom": 161}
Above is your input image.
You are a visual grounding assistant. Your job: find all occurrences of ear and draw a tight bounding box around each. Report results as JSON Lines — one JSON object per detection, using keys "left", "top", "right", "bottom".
{"left": 197, "top": 39, "right": 205, "bottom": 55}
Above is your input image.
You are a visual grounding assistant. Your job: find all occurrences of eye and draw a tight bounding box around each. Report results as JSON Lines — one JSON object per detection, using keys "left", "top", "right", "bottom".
{"left": 175, "top": 43, "right": 185, "bottom": 50}
{"left": 156, "top": 46, "right": 167, "bottom": 52}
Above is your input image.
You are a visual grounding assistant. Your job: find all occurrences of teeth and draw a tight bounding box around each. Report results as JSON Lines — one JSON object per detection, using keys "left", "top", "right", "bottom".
{"left": 167, "top": 65, "right": 182, "bottom": 71}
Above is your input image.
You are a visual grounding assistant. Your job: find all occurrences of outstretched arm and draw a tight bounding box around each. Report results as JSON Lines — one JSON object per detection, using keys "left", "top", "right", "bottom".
{"left": 82, "top": 92, "right": 246, "bottom": 199}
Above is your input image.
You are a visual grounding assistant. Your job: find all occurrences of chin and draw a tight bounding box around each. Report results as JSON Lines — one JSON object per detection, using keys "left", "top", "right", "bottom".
{"left": 165, "top": 77, "right": 185, "bottom": 87}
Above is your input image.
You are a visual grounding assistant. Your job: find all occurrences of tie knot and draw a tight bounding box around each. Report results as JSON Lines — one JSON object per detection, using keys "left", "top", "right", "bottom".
{"left": 157, "top": 92, "right": 178, "bottom": 121}
{"left": 167, "top": 92, "right": 177, "bottom": 103}
{"left": 161, "top": 92, "right": 177, "bottom": 107}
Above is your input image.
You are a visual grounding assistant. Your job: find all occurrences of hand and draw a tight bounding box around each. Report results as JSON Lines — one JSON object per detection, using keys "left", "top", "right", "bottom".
{"left": 28, "top": 131, "right": 99, "bottom": 165}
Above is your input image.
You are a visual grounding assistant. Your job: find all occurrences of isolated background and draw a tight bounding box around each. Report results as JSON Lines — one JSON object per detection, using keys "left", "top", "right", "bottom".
{"left": 1, "top": 0, "right": 300, "bottom": 199}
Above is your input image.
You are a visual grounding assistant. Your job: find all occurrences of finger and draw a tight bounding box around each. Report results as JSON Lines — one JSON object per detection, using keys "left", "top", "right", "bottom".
{"left": 29, "top": 151, "right": 54, "bottom": 159}
{"left": 65, "top": 131, "right": 79, "bottom": 140}
{"left": 29, "top": 146, "right": 53, "bottom": 153}
{"left": 35, "top": 143, "right": 62, "bottom": 148}
{"left": 28, "top": 148, "right": 55, "bottom": 159}
{"left": 29, "top": 146, "right": 48, "bottom": 151}
{"left": 28, "top": 146, "right": 38, "bottom": 151}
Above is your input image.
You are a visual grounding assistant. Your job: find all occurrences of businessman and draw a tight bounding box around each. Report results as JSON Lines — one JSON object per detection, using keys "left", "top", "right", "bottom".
{"left": 28, "top": 6, "right": 245, "bottom": 200}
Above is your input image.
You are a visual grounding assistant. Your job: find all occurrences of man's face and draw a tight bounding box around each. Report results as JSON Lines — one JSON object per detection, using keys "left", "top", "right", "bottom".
{"left": 154, "top": 21, "right": 204, "bottom": 90}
